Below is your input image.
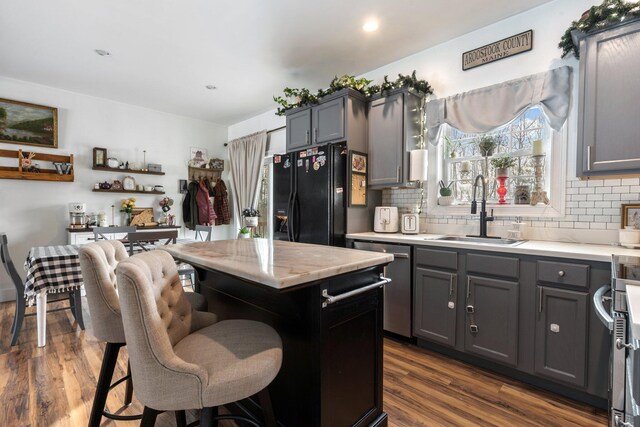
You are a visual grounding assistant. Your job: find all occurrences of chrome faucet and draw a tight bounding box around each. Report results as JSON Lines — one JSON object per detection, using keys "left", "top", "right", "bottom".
{"left": 468, "top": 174, "right": 496, "bottom": 239}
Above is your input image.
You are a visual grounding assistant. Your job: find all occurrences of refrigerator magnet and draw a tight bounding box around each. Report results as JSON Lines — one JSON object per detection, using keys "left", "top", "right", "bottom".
{"left": 313, "top": 162, "right": 320, "bottom": 171}
{"left": 274, "top": 155, "right": 281, "bottom": 163}
{"left": 312, "top": 147, "right": 318, "bottom": 154}
{"left": 306, "top": 149, "right": 313, "bottom": 156}
{"left": 305, "top": 159, "right": 310, "bottom": 172}
{"left": 336, "top": 187, "right": 343, "bottom": 193}
{"left": 284, "top": 158, "right": 291, "bottom": 168}
{"left": 297, "top": 159, "right": 303, "bottom": 167}
{"left": 300, "top": 151, "right": 306, "bottom": 158}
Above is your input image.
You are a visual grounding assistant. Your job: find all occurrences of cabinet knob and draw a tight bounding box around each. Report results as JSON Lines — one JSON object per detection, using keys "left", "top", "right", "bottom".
{"left": 469, "top": 324, "right": 478, "bottom": 333}
{"left": 558, "top": 270, "right": 565, "bottom": 277}
{"left": 465, "top": 305, "right": 474, "bottom": 313}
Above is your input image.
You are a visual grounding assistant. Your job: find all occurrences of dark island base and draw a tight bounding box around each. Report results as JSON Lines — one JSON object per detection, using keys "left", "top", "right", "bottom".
{"left": 196, "top": 265, "right": 388, "bottom": 427}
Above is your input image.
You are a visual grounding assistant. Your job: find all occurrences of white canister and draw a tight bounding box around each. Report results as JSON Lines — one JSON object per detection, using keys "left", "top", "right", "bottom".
{"left": 619, "top": 227, "right": 640, "bottom": 248}
{"left": 401, "top": 213, "right": 420, "bottom": 234}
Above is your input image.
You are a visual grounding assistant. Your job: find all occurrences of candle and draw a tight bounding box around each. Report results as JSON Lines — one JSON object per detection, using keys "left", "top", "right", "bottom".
{"left": 460, "top": 161, "right": 471, "bottom": 172}
{"left": 532, "top": 139, "right": 545, "bottom": 156}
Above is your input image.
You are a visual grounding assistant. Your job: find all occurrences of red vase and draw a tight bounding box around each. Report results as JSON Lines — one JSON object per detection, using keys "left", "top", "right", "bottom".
{"left": 497, "top": 176, "right": 508, "bottom": 205}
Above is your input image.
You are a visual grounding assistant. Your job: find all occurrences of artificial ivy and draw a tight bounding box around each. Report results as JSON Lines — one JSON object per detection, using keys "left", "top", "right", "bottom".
{"left": 559, "top": 0, "right": 640, "bottom": 58}
{"left": 274, "top": 71, "right": 433, "bottom": 116}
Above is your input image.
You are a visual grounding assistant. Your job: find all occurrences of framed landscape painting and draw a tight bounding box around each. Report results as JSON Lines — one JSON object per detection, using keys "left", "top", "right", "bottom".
{"left": 0, "top": 98, "right": 58, "bottom": 148}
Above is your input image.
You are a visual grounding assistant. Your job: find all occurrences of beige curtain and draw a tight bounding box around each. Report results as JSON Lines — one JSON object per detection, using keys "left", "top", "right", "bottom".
{"left": 426, "top": 66, "right": 572, "bottom": 145}
{"left": 228, "top": 130, "right": 267, "bottom": 225}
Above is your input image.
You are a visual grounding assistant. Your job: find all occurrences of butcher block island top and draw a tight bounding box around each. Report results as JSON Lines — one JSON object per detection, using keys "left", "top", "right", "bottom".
{"left": 162, "top": 238, "right": 393, "bottom": 290}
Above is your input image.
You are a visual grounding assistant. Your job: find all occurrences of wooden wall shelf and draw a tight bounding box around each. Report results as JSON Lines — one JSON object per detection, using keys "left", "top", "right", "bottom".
{"left": 92, "top": 189, "right": 165, "bottom": 195}
{"left": 188, "top": 165, "right": 223, "bottom": 181}
{"left": 92, "top": 165, "right": 165, "bottom": 175}
{"left": 0, "top": 149, "right": 74, "bottom": 182}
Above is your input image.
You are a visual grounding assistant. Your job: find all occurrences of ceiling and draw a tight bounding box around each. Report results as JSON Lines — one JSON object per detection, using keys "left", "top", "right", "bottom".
{"left": 0, "top": 0, "right": 553, "bottom": 126}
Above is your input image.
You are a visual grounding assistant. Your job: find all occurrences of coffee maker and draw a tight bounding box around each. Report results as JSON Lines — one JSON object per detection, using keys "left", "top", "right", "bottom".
{"left": 68, "top": 203, "right": 87, "bottom": 229}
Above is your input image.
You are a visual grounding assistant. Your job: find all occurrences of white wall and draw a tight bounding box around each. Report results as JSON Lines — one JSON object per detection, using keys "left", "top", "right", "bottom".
{"left": 0, "top": 76, "right": 231, "bottom": 301}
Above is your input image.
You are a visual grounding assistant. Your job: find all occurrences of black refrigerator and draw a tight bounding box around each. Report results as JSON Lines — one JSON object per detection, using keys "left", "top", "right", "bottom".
{"left": 272, "top": 142, "right": 346, "bottom": 246}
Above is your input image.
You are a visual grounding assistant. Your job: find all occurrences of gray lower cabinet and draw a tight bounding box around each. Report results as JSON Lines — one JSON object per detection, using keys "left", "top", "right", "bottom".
{"left": 576, "top": 18, "right": 640, "bottom": 176}
{"left": 413, "top": 267, "right": 457, "bottom": 347}
{"left": 464, "top": 275, "right": 519, "bottom": 367}
{"left": 286, "top": 107, "right": 312, "bottom": 152}
{"left": 534, "top": 286, "right": 588, "bottom": 388}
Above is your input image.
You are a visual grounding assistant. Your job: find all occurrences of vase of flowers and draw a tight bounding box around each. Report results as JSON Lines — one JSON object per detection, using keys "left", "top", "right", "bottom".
{"left": 242, "top": 208, "right": 259, "bottom": 227}
{"left": 120, "top": 198, "right": 136, "bottom": 225}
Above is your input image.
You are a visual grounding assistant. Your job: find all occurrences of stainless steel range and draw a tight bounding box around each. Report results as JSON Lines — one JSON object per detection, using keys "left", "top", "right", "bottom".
{"left": 595, "top": 255, "right": 640, "bottom": 426}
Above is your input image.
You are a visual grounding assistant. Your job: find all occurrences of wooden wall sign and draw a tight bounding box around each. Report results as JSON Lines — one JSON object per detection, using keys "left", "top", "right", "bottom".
{"left": 462, "top": 30, "right": 533, "bottom": 71}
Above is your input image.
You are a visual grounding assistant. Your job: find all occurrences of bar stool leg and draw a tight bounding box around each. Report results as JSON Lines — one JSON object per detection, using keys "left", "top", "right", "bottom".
{"left": 201, "top": 407, "right": 216, "bottom": 427}
{"left": 258, "top": 388, "right": 277, "bottom": 427}
{"left": 175, "top": 410, "right": 187, "bottom": 427}
{"left": 70, "top": 289, "right": 85, "bottom": 330}
{"left": 124, "top": 362, "right": 134, "bottom": 406}
{"left": 88, "top": 342, "right": 123, "bottom": 427}
{"left": 141, "top": 407, "right": 160, "bottom": 427}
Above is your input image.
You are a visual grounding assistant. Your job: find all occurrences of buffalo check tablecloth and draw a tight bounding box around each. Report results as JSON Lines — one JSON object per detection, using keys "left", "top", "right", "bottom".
{"left": 24, "top": 245, "right": 83, "bottom": 306}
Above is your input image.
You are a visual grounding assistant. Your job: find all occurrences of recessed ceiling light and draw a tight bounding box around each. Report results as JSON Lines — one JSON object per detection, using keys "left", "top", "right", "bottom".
{"left": 205, "top": 85, "right": 217, "bottom": 90}
{"left": 94, "top": 49, "right": 110, "bottom": 56}
{"left": 363, "top": 19, "right": 379, "bottom": 32}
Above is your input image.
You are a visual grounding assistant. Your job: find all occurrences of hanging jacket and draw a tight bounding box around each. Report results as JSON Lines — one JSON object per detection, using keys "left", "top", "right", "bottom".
{"left": 183, "top": 181, "right": 199, "bottom": 230}
{"left": 213, "top": 178, "right": 231, "bottom": 225}
{"left": 196, "top": 179, "right": 217, "bottom": 225}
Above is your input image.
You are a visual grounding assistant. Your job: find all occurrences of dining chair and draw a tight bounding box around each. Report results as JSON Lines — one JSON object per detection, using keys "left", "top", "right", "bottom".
{"left": 2, "top": 232, "right": 84, "bottom": 346}
{"left": 126, "top": 229, "right": 178, "bottom": 256}
{"left": 116, "top": 250, "right": 282, "bottom": 427}
{"left": 93, "top": 226, "right": 136, "bottom": 242}
{"left": 79, "top": 240, "right": 215, "bottom": 427}
{"left": 194, "top": 224, "right": 213, "bottom": 242}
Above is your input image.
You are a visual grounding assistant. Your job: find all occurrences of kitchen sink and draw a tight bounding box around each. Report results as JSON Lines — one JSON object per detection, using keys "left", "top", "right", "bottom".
{"left": 432, "top": 236, "right": 526, "bottom": 246}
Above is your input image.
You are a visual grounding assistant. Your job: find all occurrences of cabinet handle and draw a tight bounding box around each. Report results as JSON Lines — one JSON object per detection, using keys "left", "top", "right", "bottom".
{"left": 396, "top": 165, "right": 401, "bottom": 182}
{"left": 314, "top": 127, "right": 318, "bottom": 143}
{"left": 466, "top": 276, "right": 471, "bottom": 299}
{"left": 469, "top": 324, "right": 479, "bottom": 333}
{"left": 539, "top": 287, "right": 543, "bottom": 313}
{"left": 586, "top": 145, "right": 592, "bottom": 171}
{"left": 558, "top": 270, "right": 565, "bottom": 277}
{"left": 306, "top": 130, "right": 310, "bottom": 145}
{"left": 449, "top": 274, "right": 455, "bottom": 296}
{"left": 465, "top": 305, "right": 474, "bottom": 314}
{"left": 616, "top": 338, "right": 634, "bottom": 350}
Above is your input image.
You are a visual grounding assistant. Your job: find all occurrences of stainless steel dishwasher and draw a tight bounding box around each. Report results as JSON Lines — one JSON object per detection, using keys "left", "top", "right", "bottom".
{"left": 353, "top": 241, "right": 412, "bottom": 338}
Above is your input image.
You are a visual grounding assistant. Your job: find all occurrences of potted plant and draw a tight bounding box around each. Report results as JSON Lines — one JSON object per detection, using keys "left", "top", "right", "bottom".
{"left": 238, "top": 227, "right": 251, "bottom": 239}
{"left": 438, "top": 180, "right": 454, "bottom": 206}
{"left": 477, "top": 135, "right": 499, "bottom": 157}
{"left": 242, "top": 208, "right": 259, "bottom": 227}
{"left": 490, "top": 156, "right": 517, "bottom": 178}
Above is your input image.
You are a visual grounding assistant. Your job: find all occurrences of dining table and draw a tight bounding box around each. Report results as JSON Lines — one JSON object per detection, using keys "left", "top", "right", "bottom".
{"left": 24, "top": 238, "right": 196, "bottom": 347}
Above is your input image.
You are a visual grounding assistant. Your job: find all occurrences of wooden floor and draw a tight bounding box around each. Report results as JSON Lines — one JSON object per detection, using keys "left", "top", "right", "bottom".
{"left": 0, "top": 298, "right": 607, "bottom": 427}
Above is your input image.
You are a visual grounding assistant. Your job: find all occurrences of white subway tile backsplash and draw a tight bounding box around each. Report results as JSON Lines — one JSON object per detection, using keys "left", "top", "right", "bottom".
{"left": 587, "top": 194, "right": 604, "bottom": 201}
{"left": 613, "top": 186, "right": 630, "bottom": 194}
{"left": 587, "top": 180, "right": 604, "bottom": 187}
{"left": 573, "top": 181, "right": 587, "bottom": 188}
{"left": 579, "top": 187, "right": 595, "bottom": 194}
{"left": 590, "top": 223, "right": 607, "bottom": 229}
{"left": 604, "top": 193, "right": 622, "bottom": 201}
{"left": 622, "top": 178, "right": 640, "bottom": 186}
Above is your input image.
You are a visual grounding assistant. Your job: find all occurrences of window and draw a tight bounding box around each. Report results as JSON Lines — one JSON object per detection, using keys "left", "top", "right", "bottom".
{"left": 428, "top": 106, "right": 566, "bottom": 217}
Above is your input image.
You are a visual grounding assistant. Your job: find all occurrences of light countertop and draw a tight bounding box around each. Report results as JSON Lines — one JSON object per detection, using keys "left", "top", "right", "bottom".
{"left": 346, "top": 232, "right": 640, "bottom": 263}
{"left": 162, "top": 238, "right": 393, "bottom": 290}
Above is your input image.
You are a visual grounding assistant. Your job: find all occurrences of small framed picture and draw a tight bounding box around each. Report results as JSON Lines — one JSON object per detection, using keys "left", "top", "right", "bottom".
{"left": 93, "top": 147, "right": 107, "bottom": 167}
{"left": 351, "top": 151, "right": 367, "bottom": 173}
{"left": 190, "top": 147, "right": 208, "bottom": 167}
{"left": 622, "top": 204, "right": 640, "bottom": 229}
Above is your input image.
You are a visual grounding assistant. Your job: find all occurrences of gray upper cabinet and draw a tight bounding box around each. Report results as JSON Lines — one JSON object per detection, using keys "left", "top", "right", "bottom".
{"left": 368, "top": 89, "right": 423, "bottom": 188}
{"left": 414, "top": 267, "right": 457, "bottom": 347}
{"left": 464, "top": 275, "right": 519, "bottom": 367}
{"left": 312, "top": 97, "right": 345, "bottom": 145}
{"left": 534, "top": 286, "right": 588, "bottom": 388}
{"left": 286, "top": 108, "right": 312, "bottom": 152}
{"left": 577, "top": 19, "right": 640, "bottom": 176}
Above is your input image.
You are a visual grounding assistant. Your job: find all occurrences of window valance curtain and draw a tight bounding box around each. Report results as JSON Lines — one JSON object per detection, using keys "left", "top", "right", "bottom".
{"left": 425, "top": 66, "right": 572, "bottom": 145}
{"left": 228, "top": 130, "right": 267, "bottom": 223}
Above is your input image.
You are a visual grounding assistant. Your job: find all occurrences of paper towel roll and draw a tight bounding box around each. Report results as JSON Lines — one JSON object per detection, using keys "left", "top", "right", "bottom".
{"left": 410, "top": 149, "right": 429, "bottom": 181}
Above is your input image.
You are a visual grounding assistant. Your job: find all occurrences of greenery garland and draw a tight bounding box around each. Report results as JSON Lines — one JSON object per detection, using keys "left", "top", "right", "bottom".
{"left": 274, "top": 71, "right": 433, "bottom": 116}
{"left": 559, "top": 0, "right": 640, "bottom": 58}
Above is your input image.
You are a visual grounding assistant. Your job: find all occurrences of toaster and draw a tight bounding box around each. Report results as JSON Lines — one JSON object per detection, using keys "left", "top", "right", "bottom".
{"left": 374, "top": 207, "right": 399, "bottom": 233}
{"left": 401, "top": 213, "right": 420, "bottom": 234}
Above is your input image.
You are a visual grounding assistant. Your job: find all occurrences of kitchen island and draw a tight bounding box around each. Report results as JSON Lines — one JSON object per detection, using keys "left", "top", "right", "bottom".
{"left": 162, "top": 239, "right": 393, "bottom": 427}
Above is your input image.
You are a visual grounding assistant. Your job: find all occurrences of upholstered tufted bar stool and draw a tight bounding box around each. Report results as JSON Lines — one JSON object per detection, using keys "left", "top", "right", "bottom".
{"left": 79, "top": 241, "right": 215, "bottom": 427}
{"left": 116, "top": 250, "right": 282, "bottom": 427}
